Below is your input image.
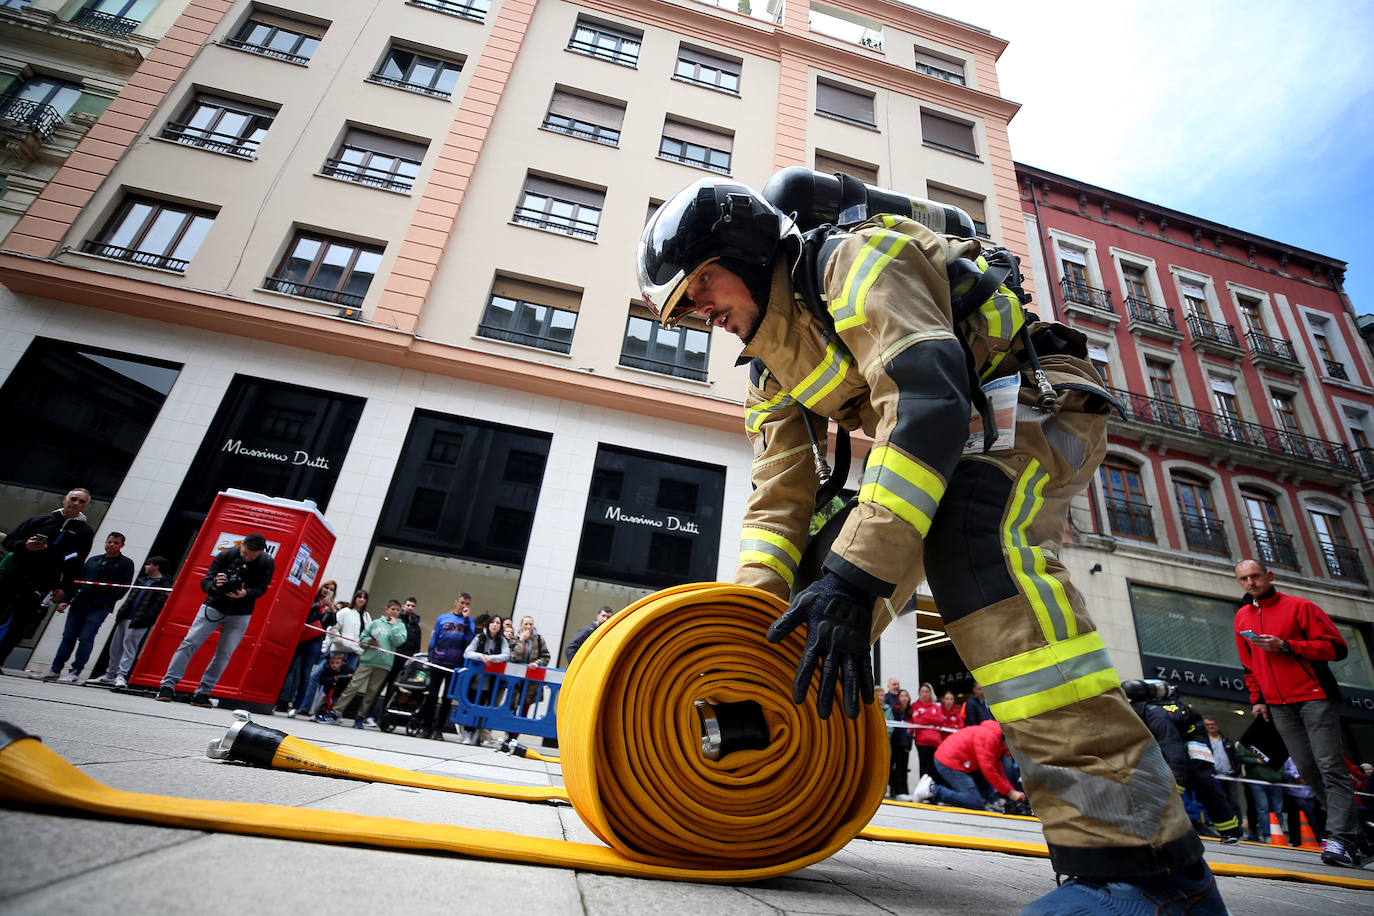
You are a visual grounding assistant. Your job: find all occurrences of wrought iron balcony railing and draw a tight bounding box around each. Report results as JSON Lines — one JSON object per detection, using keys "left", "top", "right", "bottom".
{"left": 0, "top": 97, "right": 63, "bottom": 141}
{"left": 1180, "top": 512, "right": 1229, "bottom": 555}
{"left": 407, "top": 0, "right": 488, "bottom": 22}
{"left": 1125, "top": 296, "right": 1177, "bottom": 330}
{"left": 1322, "top": 545, "right": 1367, "bottom": 581}
{"left": 72, "top": 8, "right": 139, "bottom": 35}
{"left": 1253, "top": 530, "right": 1300, "bottom": 569}
{"left": 1186, "top": 314, "right": 1240, "bottom": 348}
{"left": 263, "top": 276, "right": 364, "bottom": 307}
{"left": 160, "top": 120, "right": 260, "bottom": 158}
{"left": 476, "top": 323, "right": 572, "bottom": 354}
{"left": 1324, "top": 359, "right": 1351, "bottom": 381}
{"left": 1245, "top": 329, "right": 1299, "bottom": 364}
{"left": 566, "top": 37, "right": 638, "bottom": 67}
{"left": 1108, "top": 386, "right": 1357, "bottom": 475}
{"left": 220, "top": 35, "right": 312, "bottom": 65}
{"left": 1105, "top": 497, "right": 1155, "bottom": 541}
{"left": 320, "top": 156, "right": 416, "bottom": 192}
{"left": 366, "top": 73, "right": 452, "bottom": 99}
{"left": 81, "top": 240, "right": 188, "bottom": 272}
{"left": 1059, "top": 277, "right": 1114, "bottom": 313}
{"left": 512, "top": 206, "right": 598, "bottom": 239}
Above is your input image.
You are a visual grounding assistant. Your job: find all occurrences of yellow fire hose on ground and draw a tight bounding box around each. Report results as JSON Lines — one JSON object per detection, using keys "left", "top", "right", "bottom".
{"left": 1, "top": 582, "right": 1370, "bottom": 891}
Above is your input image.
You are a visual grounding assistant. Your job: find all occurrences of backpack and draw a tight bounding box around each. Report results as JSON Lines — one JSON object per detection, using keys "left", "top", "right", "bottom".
{"left": 430, "top": 617, "right": 468, "bottom": 666}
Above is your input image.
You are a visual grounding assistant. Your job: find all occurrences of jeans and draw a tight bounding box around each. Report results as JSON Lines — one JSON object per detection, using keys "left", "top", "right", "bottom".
{"left": 94, "top": 618, "right": 150, "bottom": 680}
{"left": 279, "top": 639, "right": 322, "bottom": 709}
{"left": 1249, "top": 782, "right": 1287, "bottom": 841}
{"left": 50, "top": 606, "right": 111, "bottom": 675}
{"left": 160, "top": 605, "right": 251, "bottom": 695}
{"left": 930, "top": 759, "right": 993, "bottom": 810}
{"left": 301, "top": 650, "right": 356, "bottom": 715}
{"left": 1270, "top": 698, "right": 1357, "bottom": 841}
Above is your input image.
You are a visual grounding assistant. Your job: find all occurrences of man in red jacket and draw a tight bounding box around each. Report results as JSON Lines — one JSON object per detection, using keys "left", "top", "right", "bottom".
{"left": 1234, "top": 558, "right": 1363, "bottom": 867}
{"left": 914, "top": 718, "right": 1026, "bottom": 812}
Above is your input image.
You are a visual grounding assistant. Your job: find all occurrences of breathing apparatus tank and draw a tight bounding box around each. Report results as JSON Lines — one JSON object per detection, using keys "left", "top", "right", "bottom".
{"left": 761, "top": 166, "right": 977, "bottom": 236}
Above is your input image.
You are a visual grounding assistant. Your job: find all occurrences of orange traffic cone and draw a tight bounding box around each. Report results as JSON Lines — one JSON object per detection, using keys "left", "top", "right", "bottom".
{"left": 1298, "top": 810, "right": 1322, "bottom": 850}
{"left": 1267, "top": 812, "right": 1287, "bottom": 845}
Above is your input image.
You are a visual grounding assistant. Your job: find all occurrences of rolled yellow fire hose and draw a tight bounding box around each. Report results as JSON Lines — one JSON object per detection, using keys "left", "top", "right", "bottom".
{"left": 2, "top": 582, "right": 1370, "bottom": 891}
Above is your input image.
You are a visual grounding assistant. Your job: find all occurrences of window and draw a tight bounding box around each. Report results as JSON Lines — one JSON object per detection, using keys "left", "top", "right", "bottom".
{"left": 658, "top": 119, "right": 732, "bottom": 174}
{"left": 73, "top": 0, "right": 154, "bottom": 34}
{"left": 542, "top": 88, "right": 623, "bottom": 146}
{"left": 82, "top": 196, "right": 215, "bottom": 272}
{"left": 674, "top": 45, "right": 740, "bottom": 93}
{"left": 1087, "top": 343, "right": 1113, "bottom": 388}
{"left": 0, "top": 76, "right": 81, "bottom": 140}
{"left": 1309, "top": 504, "right": 1364, "bottom": 581}
{"left": 920, "top": 110, "right": 976, "bottom": 157}
{"left": 477, "top": 276, "right": 580, "bottom": 354}
{"left": 407, "top": 0, "right": 490, "bottom": 23}
{"left": 513, "top": 176, "right": 603, "bottom": 240}
{"left": 1243, "top": 489, "right": 1297, "bottom": 569}
{"left": 1270, "top": 391, "right": 1303, "bottom": 437}
{"left": 321, "top": 128, "right": 427, "bottom": 192}
{"left": 620, "top": 308, "right": 710, "bottom": 381}
{"left": 1147, "top": 359, "right": 1183, "bottom": 426}
{"left": 926, "top": 184, "right": 988, "bottom": 237}
{"left": 0, "top": 1, "right": 33, "bottom": 9}
{"left": 265, "top": 232, "right": 384, "bottom": 308}
{"left": 161, "top": 93, "right": 275, "bottom": 158}
{"left": 1060, "top": 247, "right": 1090, "bottom": 298}
{"left": 1180, "top": 281, "right": 1208, "bottom": 320}
{"left": 1099, "top": 459, "right": 1154, "bottom": 540}
{"left": 816, "top": 80, "right": 875, "bottom": 127}
{"left": 1208, "top": 376, "right": 1243, "bottom": 439}
{"left": 371, "top": 45, "right": 462, "bottom": 98}
{"left": 814, "top": 152, "right": 877, "bottom": 185}
{"left": 1237, "top": 295, "right": 1266, "bottom": 334}
{"left": 1122, "top": 264, "right": 1150, "bottom": 303}
{"left": 1173, "top": 473, "right": 1227, "bottom": 555}
{"left": 1309, "top": 315, "right": 1349, "bottom": 380}
{"left": 914, "top": 48, "right": 965, "bottom": 85}
{"left": 224, "top": 10, "right": 325, "bottom": 65}
{"left": 568, "top": 17, "right": 641, "bottom": 67}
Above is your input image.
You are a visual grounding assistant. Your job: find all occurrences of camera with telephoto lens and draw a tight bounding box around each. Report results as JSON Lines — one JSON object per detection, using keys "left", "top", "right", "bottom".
{"left": 1120, "top": 679, "right": 1176, "bottom": 703}
{"left": 220, "top": 575, "right": 243, "bottom": 593}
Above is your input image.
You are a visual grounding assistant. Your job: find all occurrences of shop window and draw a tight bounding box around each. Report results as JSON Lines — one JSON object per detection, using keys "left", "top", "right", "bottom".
{"left": 674, "top": 44, "right": 740, "bottom": 93}
{"left": 407, "top": 0, "right": 489, "bottom": 23}
{"left": 82, "top": 195, "right": 215, "bottom": 272}
{"left": 567, "top": 17, "right": 641, "bottom": 67}
{"left": 1099, "top": 458, "right": 1154, "bottom": 540}
{"left": 322, "top": 128, "right": 427, "bottom": 192}
{"left": 477, "top": 275, "right": 580, "bottom": 353}
{"left": 265, "top": 231, "right": 384, "bottom": 308}
{"left": 542, "top": 88, "right": 623, "bottom": 146}
{"left": 224, "top": 8, "right": 325, "bottom": 65}
{"left": 620, "top": 306, "right": 709, "bottom": 381}
{"left": 658, "top": 118, "right": 731, "bottom": 174}
{"left": 161, "top": 92, "right": 275, "bottom": 158}
{"left": 370, "top": 44, "right": 463, "bottom": 98}
{"left": 920, "top": 110, "right": 976, "bottom": 158}
{"left": 816, "top": 79, "right": 874, "bottom": 127}
{"left": 513, "top": 175, "right": 603, "bottom": 240}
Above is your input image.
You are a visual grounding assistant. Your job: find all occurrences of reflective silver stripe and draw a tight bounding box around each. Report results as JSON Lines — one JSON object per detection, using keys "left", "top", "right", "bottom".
{"left": 860, "top": 462, "right": 940, "bottom": 531}
{"left": 1016, "top": 745, "right": 1175, "bottom": 840}
{"left": 980, "top": 648, "right": 1117, "bottom": 712}
{"left": 745, "top": 391, "right": 796, "bottom": 434}
{"left": 738, "top": 536, "right": 800, "bottom": 579}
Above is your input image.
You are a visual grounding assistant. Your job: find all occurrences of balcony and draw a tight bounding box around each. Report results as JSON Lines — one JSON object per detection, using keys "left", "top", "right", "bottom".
{"left": 220, "top": 35, "right": 312, "bottom": 66}
{"left": 80, "top": 240, "right": 188, "bottom": 272}
{"left": 512, "top": 206, "right": 598, "bottom": 240}
{"left": 1254, "top": 530, "right": 1300, "bottom": 570}
{"left": 1323, "top": 359, "right": 1351, "bottom": 382}
{"left": 1060, "top": 278, "right": 1116, "bottom": 324}
{"left": 1322, "top": 545, "right": 1367, "bottom": 582}
{"left": 1186, "top": 314, "right": 1244, "bottom": 358}
{"left": 1124, "top": 296, "right": 1181, "bottom": 343}
{"left": 1108, "top": 386, "right": 1358, "bottom": 477}
{"left": 1105, "top": 497, "right": 1155, "bottom": 541}
{"left": 320, "top": 157, "right": 415, "bottom": 192}
{"left": 160, "top": 120, "right": 259, "bottom": 158}
{"left": 1246, "top": 329, "right": 1303, "bottom": 375}
{"left": 0, "top": 97, "right": 63, "bottom": 142}
{"left": 1180, "top": 512, "right": 1229, "bottom": 555}
{"left": 262, "top": 276, "right": 364, "bottom": 307}
{"left": 406, "top": 0, "right": 487, "bottom": 22}
{"left": 71, "top": 8, "right": 139, "bottom": 36}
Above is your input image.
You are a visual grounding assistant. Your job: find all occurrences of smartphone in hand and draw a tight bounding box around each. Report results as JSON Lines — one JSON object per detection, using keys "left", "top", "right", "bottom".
{"left": 1240, "top": 629, "right": 1262, "bottom": 640}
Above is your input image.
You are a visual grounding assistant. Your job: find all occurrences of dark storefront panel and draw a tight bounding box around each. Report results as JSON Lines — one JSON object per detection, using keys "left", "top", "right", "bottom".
{"left": 150, "top": 375, "right": 364, "bottom": 567}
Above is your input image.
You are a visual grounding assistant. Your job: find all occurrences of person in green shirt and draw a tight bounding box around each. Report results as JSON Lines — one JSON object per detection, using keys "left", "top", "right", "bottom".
{"left": 335, "top": 599, "right": 407, "bottom": 729}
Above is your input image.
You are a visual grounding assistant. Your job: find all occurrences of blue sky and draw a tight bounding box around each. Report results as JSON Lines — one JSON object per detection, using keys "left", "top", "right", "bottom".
{"left": 911, "top": 0, "right": 1374, "bottom": 317}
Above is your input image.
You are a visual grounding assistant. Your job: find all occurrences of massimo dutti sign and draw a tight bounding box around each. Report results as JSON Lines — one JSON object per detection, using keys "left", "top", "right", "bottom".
{"left": 603, "top": 505, "right": 702, "bottom": 534}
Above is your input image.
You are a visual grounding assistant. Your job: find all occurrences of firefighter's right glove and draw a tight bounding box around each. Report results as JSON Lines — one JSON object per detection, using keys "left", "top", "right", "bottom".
{"left": 766, "top": 571, "right": 874, "bottom": 720}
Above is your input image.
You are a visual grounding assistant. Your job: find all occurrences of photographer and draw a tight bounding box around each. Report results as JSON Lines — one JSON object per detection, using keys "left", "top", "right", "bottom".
{"left": 154, "top": 533, "right": 274, "bottom": 707}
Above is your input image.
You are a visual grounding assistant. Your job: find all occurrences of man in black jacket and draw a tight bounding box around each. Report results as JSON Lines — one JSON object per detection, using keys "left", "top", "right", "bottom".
{"left": 34, "top": 531, "right": 135, "bottom": 682}
{"left": 0, "top": 488, "right": 96, "bottom": 669}
{"left": 564, "top": 606, "right": 612, "bottom": 665}
{"left": 88, "top": 555, "right": 173, "bottom": 689}
{"left": 155, "top": 533, "right": 274, "bottom": 706}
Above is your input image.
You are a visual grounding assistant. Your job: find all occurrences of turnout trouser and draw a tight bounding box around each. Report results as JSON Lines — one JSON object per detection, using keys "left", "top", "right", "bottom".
{"left": 905, "top": 398, "right": 1201, "bottom": 879}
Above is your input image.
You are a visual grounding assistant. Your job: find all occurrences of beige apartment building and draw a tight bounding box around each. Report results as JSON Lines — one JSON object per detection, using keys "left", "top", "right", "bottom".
{"left": 0, "top": 0, "right": 1021, "bottom": 679}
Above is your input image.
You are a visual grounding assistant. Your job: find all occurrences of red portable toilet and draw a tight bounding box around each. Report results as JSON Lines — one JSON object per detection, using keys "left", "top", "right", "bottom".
{"left": 130, "top": 489, "right": 335, "bottom": 706}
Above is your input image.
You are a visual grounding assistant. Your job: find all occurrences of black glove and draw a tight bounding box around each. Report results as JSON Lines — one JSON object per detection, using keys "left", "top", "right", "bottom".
{"left": 766, "top": 571, "right": 874, "bottom": 720}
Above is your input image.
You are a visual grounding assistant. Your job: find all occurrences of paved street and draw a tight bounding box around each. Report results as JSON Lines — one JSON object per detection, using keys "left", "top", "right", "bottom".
{"left": 0, "top": 675, "right": 1367, "bottom": 914}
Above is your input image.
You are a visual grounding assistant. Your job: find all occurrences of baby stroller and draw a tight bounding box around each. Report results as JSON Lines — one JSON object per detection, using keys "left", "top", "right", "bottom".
{"left": 381, "top": 655, "right": 432, "bottom": 735}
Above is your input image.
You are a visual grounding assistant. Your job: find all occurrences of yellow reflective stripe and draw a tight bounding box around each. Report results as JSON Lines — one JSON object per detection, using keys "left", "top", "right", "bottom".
{"left": 738, "top": 527, "right": 803, "bottom": 587}
{"left": 972, "top": 631, "right": 1120, "bottom": 723}
{"left": 856, "top": 445, "right": 945, "bottom": 537}
{"left": 830, "top": 231, "right": 911, "bottom": 332}
{"left": 978, "top": 288, "right": 1025, "bottom": 383}
{"left": 1004, "top": 459, "right": 1077, "bottom": 643}
{"left": 791, "top": 340, "right": 852, "bottom": 408}
{"left": 745, "top": 389, "right": 796, "bottom": 435}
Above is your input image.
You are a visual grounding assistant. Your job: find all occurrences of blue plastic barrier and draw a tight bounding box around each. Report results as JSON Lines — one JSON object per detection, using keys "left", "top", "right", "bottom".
{"left": 449, "top": 660, "right": 562, "bottom": 739}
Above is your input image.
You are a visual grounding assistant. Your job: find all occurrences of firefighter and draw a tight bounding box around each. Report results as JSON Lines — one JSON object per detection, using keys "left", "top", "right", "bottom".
{"left": 637, "top": 177, "right": 1227, "bottom": 915}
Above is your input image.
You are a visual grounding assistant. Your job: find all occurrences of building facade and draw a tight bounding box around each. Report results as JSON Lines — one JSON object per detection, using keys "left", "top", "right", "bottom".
{"left": 0, "top": 0, "right": 1019, "bottom": 680}
{"left": 1018, "top": 163, "right": 1374, "bottom": 758}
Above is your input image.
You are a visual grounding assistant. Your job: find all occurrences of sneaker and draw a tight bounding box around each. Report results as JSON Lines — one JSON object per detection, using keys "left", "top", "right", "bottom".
{"left": 985, "top": 798, "right": 1007, "bottom": 813}
{"left": 58, "top": 671, "right": 80, "bottom": 684}
{"left": 313, "top": 712, "right": 339, "bottom": 724}
{"left": 1021, "top": 861, "right": 1230, "bottom": 916}
{"left": 113, "top": 676, "right": 128, "bottom": 689}
{"left": 913, "top": 774, "right": 934, "bottom": 803}
{"left": 30, "top": 669, "right": 59, "bottom": 681}
{"left": 189, "top": 693, "right": 214, "bottom": 708}
{"left": 364, "top": 717, "right": 378, "bottom": 729}
{"left": 893, "top": 794, "right": 913, "bottom": 802}
{"left": 87, "top": 674, "right": 116, "bottom": 687}
{"left": 1321, "top": 836, "right": 1363, "bottom": 868}
{"left": 1221, "top": 832, "right": 1242, "bottom": 845}
{"left": 286, "top": 708, "right": 299, "bottom": 718}
{"left": 353, "top": 719, "right": 365, "bottom": 729}
{"left": 154, "top": 687, "right": 175, "bottom": 702}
